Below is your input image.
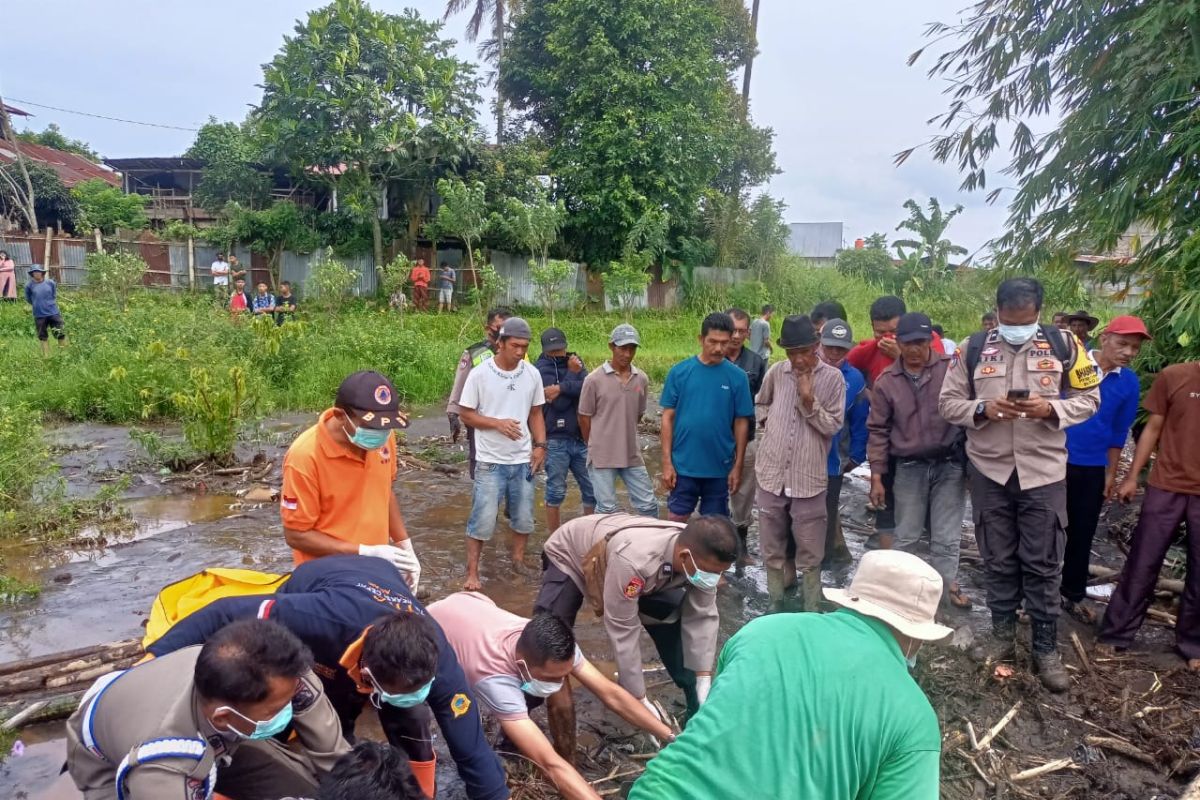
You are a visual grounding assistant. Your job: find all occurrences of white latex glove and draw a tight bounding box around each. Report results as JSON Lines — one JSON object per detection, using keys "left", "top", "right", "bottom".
{"left": 695, "top": 674, "right": 712, "bottom": 706}
{"left": 640, "top": 696, "right": 666, "bottom": 748}
{"left": 359, "top": 542, "right": 421, "bottom": 592}
{"left": 394, "top": 538, "right": 421, "bottom": 593}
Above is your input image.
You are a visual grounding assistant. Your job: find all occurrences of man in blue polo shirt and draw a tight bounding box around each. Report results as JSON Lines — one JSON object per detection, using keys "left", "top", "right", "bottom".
{"left": 1061, "top": 315, "right": 1150, "bottom": 623}
{"left": 660, "top": 312, "right": 755, "bottom": 520}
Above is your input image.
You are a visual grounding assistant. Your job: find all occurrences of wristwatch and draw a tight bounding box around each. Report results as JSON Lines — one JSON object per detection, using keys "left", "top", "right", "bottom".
{"left": 532, "top": 442, "right": 547, "bottom": 449}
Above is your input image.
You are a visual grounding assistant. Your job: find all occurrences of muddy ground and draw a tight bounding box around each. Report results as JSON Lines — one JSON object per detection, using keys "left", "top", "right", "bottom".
{"left": 1, "top": 408, "right": 1196, "bottom": 799}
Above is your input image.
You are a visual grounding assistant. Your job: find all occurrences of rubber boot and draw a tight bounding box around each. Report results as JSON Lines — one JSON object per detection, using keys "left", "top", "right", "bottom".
{"left": 1031, "top": 621, "right": 1070, "bottom": 693}
{"left": 410, "top": 757, "right": 437, "bottom": 799}
{"left": 735, "top": 525, "right": 752, "bottom": 568}
{"left": 970, "top": 615, "right": 1017, "bottom": 664}
{"left": 766, "top": 567, "right": 787, "bottom": 611}
{"left": 800, "top": 570, "right": 823, "bottom": 613}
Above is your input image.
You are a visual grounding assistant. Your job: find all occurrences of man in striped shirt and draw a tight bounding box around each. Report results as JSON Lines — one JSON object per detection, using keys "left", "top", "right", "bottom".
{"left": 754, "top": 315, "right": 846, "bottom": 611}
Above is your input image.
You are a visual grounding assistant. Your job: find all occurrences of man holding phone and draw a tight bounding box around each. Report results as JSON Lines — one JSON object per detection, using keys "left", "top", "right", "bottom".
{"left": 940, "top": 278, "right": 1100, "bottom": 692}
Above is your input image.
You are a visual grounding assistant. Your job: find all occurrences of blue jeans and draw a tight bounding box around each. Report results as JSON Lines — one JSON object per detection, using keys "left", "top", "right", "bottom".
{"left": 894, "top": 457, "right": 966, "bottom": 592}
{"left": 668, "top": 474, "right": 729, "bottom": 518}
{"left": 467, "top": 462, "right": 535, "bottom": 541}
{"left": 545, "top": 438, "right": 595, "bottom": 508}
{"left": 589, "top": 465, "right": 659, "bottom": 517}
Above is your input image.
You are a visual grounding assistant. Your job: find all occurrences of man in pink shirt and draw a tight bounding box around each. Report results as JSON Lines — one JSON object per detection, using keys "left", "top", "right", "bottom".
{"left": 428, "top": 592, "right": 675, "bottom": 800}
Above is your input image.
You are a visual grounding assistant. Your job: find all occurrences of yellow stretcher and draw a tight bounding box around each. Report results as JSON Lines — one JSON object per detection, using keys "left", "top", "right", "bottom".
{"left": 142, "top": 567, "right": 289, "bottom": 648}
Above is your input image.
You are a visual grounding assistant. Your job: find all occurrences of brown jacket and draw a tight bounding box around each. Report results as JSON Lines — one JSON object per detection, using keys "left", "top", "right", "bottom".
{"left": 868, "top": 352, "right": 959, "bottom": 475}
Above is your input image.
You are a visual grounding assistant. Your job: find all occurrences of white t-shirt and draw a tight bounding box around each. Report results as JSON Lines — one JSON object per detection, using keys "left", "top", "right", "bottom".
{"left": 211, "top": 260, "right": 231, "bottom": 286}
{"left": 459, "top": 358, "right": 545, "bottom": 465}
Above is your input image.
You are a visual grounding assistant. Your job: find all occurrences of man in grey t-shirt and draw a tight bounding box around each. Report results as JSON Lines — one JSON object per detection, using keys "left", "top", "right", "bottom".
{"left": 749, "top": 304, "right": 773, "bottom": 360}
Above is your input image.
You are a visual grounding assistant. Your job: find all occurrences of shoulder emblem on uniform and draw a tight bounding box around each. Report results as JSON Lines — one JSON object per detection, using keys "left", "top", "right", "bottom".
{"left": 451, "top": 693, "right": 471, "bottom": 719}
{"left": 292, "top": 680, "right": 318, "bottom": 713}
{"left": 624, "top": 576, "right": 644, "bottom": 598}
{"left": 1040, "top": 375, "right": 1055, "bottom": 388}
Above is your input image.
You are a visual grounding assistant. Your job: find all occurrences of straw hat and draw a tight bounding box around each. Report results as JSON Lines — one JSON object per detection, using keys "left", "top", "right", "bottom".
{"left": 824, "top": 551, "right": 953, "bottom": 641}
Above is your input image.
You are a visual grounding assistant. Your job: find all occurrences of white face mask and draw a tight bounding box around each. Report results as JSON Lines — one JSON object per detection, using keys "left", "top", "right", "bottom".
{"left": 903, "top": 640, "right": 922, "bottom": 670}
{"left": 997, "top": 322, "right": 1039, "bottom": 346}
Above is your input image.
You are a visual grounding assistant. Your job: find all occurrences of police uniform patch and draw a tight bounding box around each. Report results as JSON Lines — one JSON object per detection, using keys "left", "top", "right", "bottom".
{"left": 1038, "top": 358, "right": 1055, "bottom": 370}
{"left": 451, "top": 693, "right": 471, "bottom": 719}
{"left": 1040, "top": 375, "right": 1054, "bottom": 388}
{"left": 292, "top": 680, "right": 318, "bottom": 712}
{"left": 982, "top": 347, "right": 999, "bottom": 356}
{"left": 375, "top": 385, "right": 392, "bottom": 405}
{"left": 624, "top": 576, "right": 644, "bottom": 598}
{"left": 980, "top": 366, "right": 996, "bottom": 376}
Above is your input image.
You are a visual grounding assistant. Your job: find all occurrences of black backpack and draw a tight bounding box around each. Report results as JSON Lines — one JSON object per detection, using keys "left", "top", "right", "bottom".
{"left": 962, "top": 324, "right": 1072, "bottom": 399}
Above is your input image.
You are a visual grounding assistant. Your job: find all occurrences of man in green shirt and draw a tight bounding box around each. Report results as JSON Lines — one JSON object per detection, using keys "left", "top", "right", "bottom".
{"left": 629, "top": 550, "right": 949, "bottom": 800}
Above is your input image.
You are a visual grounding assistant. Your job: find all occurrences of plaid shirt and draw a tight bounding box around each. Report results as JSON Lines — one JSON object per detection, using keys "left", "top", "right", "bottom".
{"left": 755, "top": 359, "right": 846, "bottom": 499}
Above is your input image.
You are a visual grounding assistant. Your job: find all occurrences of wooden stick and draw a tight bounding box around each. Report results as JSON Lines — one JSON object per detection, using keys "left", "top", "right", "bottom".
{"left": 975, "top": 701, "right": 1021, "bottom": 752}
{"left": 966, "top": 720, "right": 980, "bottom": 750}
{"left": 1089, "top": 565, "right": 1184, "bottom": 595}
{"left": 954, "top": 748, "right": 995, "bottom": 789}
{"left": 589, "top": 767, "right": 643, "bottom": 785}
{"left": 0, "top": 639, "right": 140, "bottom": 678}
{"left": 1147, "top": 608, "right": 1178, "bottom": 626}
{"left": 0, "top": 700, "right": 48, "bottom": 731}
{"left": 1070, "top": 632, "right": 1091, "bottom": 674}
{"left": 1084, "top": 735, "right": 1157, "bottom": 766}
{"left": 1011, "top": 758, "right": 1075, "bottom": 782}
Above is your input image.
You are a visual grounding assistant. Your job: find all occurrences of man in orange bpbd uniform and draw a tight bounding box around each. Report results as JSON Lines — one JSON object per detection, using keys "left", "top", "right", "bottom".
{"left": 282, "top": 370, "right": 422, "bottom": 592}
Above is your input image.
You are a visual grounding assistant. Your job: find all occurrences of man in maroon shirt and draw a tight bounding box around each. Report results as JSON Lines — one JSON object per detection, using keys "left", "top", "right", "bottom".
{"left": 1098, "top": 361, "right": 1200, "bottom": 670}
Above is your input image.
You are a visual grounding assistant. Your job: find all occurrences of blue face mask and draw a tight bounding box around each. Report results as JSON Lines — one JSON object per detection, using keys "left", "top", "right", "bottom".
{"left": 217, "top": 702, "right": 293, "bottom": 741}
{"left": 997, "top": 323, "right": 1039, "bottom": 346}
{"left": 682, "top": 551, "right": 722, "bottom": 592}
{"left": 517, "top": 659, "right": 564, "bottom": 698}
{"left": 365, "top": 667, "right": 434, "bottom": 709}
{"left": 344, "top": 419, "right": 391, "bottom": 451}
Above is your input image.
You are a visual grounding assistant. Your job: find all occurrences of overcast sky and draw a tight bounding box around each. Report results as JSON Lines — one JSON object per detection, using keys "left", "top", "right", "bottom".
{"left": 1, "top": 0, "right": 1005, "bottom": 253}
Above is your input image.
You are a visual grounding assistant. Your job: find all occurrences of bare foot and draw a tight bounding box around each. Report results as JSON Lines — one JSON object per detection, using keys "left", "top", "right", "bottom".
{"left": 464, "top": 575, "right": 483, "bottom": 591}
{"left": 1188, "top": 658, "right": 1200, "bottom": 672}
{"left": 1093, "top": 642, "right": 1118, "bottom": 658}
{"left": 512, "top": 558, "right": 535, "bottom": 576}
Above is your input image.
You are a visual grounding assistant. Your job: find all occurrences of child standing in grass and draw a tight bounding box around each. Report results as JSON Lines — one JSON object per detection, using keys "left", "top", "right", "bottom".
{"left": 24, "top": 265, "right": 67, "bottom": 356}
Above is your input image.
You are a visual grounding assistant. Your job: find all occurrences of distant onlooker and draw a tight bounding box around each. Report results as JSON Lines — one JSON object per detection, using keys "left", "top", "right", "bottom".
{"left": 230, "top": 277, "right": 253, "bottom": 316}
{"left": 725, "top": 308, "right": 767, "bottom": 556}
{"left": 848, "top": 295, "right": 944, "bottom": 387}
{"left": 1052, "top": 311, "right": 1069, "bottom": 331}
{"left": 932, "top": 323, "right": 957, "bottom": 355}
{"left": 275, "top": 281, "right": 298, "bottom": 325}
{"left": 535, "top": 327, "right": 594, "bottom": 533}
{"left": 438, "top": 262, "right": 456, "bottom": 312}
{"left": 252, "top": 282, "right": 276, "bottom": 317}
{"left": 210, "top": 252, "right": 230, "bottom": 290}
{"left": 410, "top": 259, "right": 431, "bottom": 312}
{"left": 818, "top": 318, "right": 867, "bottom": 582}
{"left": 1066, "top": 310, "right": 1100, "bottom": 350}
{"left": 578, "top": 324, "right": 658, "bottom": 517}
{"left": 228, "top": 254, "right": 246, "bottom": 282}
{"left": 810, "top": 300, "right": 847, "bottom": 332}
{"left": 0, "top": 250, "right": 16, "bottom": 301}
{"left": 24, "top": 266, "right": 67, "bottom": 356}
{"left": 981, "top": 310, "right": 998, "bottom": 331}
{"left": 749, "top": 304, "right": 774, "bottom": 360}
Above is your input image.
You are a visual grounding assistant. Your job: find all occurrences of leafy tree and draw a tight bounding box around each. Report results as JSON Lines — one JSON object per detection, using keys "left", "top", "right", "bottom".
{"left": 72, "top": 179, "right": 148, "bottom": 236}
{"left": 0, "top": 93, "right": 37, "bottom": 230}
{"left": 443, "top": 0, "right": 521, "bottom": 141}
{"left": 502, "top": 0, "right": 774, "bottom": 266}
{"left": 892, "top": 198, "right": 968, "bottom": 273}
{"left": 85, "top": 250, "right": 147, "bottom": 310}
{"left": 467, "top": 262, "right": 508, "bottom": 310}
{"left": 741, "top": 193, "right": 789, "bottom": 278}
{"left": 307, "top": 251, "right": 359, "bottom": 312}
{"left": 186, "top": 119, "right": 272, "bottom": 210}
{"left": 909, "top": 0, "right": 1200, "bottom": 355}
{"left": 432, "top": 179, "right": 489, "bottom": 271}
{"left": 703, "top": 191, "right": 749, "bottom": 270}
{"left": 501, "top": 191, "right": 564, "bottom": 267}
{"left": 0, "top": 163, "right": 78, "bottom": 232}
{"left": 864, "top": 232, "right": 889, "bottom": 251}
{"left": 528, "top": 258, "right": 574, "bottom": 322}
{"left": 602, "top": 258, "right": 652, "bottom": 321}
{"left": 836, "top": 247, "right": 899, "bottom": 291}
{"left": 213, "top": 201, "right": 321, "bottom": 287}
{"left": 258, "top": 0, "right": 482, "bottom": 267}
{"left": 16, "top": 123, "right": 101, "bottom": 161}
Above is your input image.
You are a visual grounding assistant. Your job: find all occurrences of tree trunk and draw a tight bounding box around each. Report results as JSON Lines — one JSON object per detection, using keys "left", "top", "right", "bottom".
{"left": 0, "top": 93, "right": 38, "bottom": 231}
{"left": 495, "top": 2, "right": 506, "bottom": 143}
{"left": 372, "top": 215, "right": 384, "bottom": 272}
{"left": 741, "top": 0, "right": 761, "bottom": 117}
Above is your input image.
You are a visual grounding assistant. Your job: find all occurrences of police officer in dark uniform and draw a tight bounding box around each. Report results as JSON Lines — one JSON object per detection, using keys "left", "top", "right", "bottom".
{"left": 145, "top": 555, "right": 509, "bottom": 800}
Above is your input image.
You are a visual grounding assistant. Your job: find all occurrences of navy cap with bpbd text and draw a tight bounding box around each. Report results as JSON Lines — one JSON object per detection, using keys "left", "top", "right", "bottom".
{"left": 334, "top": 371, "right": 406, "bottom": 429}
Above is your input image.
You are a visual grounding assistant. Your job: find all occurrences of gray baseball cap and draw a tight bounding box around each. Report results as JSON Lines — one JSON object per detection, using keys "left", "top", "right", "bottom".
{"left": 609, "top": 323, "right": 641, "bottom": 347}
{"left": 498, "top": 317, "right": 532, "bottom": 340}
{"left": 820, "top": 318, "right": 854, "bottom": 349}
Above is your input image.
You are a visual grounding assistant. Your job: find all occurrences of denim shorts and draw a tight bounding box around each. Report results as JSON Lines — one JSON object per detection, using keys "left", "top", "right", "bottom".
{"left": 668, "top": 474, "right": 729, "bottom": 518}
{"left": 544, "top": 438, "right": 595, "bottom": 508}
{"left": 467, "top": 461, "right": 535, "bottom": 541}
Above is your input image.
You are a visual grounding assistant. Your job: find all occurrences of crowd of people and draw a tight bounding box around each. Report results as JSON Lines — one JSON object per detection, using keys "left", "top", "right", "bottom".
{"left": 62, "top": 274, "right": 1200, "bottom": 800}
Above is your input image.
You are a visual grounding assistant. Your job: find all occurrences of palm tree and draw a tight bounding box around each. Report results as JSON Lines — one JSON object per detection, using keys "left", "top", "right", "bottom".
{"left": 741, "top": 0, "right": 761, "bottom": 116}
{"left": 893, "top": 197, "right": 969, "bottom": 273}
{"left": 444, "top": 0, "right": 521, "bottom": 142}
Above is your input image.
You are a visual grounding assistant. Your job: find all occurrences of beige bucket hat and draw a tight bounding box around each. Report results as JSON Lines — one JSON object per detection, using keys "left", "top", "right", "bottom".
{"left": 824, "top": 551, "right": 954, "bottom": 641}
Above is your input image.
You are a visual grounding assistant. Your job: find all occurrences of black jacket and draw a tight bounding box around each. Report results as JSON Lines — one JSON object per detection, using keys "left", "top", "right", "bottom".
{"left": 535, "top": 353, "right": 588, "bottom": 441}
